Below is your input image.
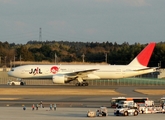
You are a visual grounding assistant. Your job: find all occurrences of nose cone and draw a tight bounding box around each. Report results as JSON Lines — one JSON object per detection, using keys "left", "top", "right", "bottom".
{"left": 8, "top": 68, "right": 17, "bottom": 77}
{"left": 8, "top": 71, "right": 13, "bottom": 77}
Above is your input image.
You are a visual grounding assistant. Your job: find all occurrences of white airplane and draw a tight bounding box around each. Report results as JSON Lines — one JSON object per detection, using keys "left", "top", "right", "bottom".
{"left": 8, "top": 42, "right": 157, "bottom": 86}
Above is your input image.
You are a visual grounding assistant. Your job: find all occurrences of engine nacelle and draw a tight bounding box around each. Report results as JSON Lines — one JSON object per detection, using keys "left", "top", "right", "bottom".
{"left": 52, "top": 74, "right": 67, "bottom": 84}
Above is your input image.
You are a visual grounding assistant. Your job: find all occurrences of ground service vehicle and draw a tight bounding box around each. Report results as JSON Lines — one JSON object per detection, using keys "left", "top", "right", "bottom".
{"left": 96, "top": 107, "right": 108, "bottom": 116}
{"left": 161, "top": 97, "right": 165, "bottom": 107}
{"left": 118, "top": 101, "right": 137, "bottom": 108}
{"left": 7, "top": 81, "right": 26, "bottom": 85}
{"left": 114, "top": 101, "right": 139, "bottom": 116}
{"left": 110, "top": 97, "right": 148, "bottom": 108}
{"left": 87, "top": 107, "right": 108, "bottom": 117}
{"left": 114, "top": 107, "right": 139, "bottom": 116}
{"left": 87, "top": 110, "right": 96, "bottom": 117}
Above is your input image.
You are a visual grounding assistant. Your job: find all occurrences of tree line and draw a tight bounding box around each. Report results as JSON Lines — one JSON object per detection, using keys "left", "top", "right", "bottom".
{"left": 0, "top": 41, "right": 164, "bottom": 68}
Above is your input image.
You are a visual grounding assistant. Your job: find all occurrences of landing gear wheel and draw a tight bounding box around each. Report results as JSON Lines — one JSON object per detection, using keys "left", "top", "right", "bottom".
{"left": 11, "top": 82, "right": 15, "bottom": 85}
{"left": 75, "top": 82, "right": 89, "bottom": 86}
{"left": 82, "top": 83, "right": 86, "bottom": 86}
{"left": 75, "top": 83, "right": 78, "bottom": 86}
{"left": 85, "top": 83, "right": 88, "bottom": 86}
{"left": 75, "top": 83, "right": 81, "bottom": 86}
{"left": 134, "top": 111, "right": 138, "bottom": 116}
{"left": 124, "top": 111, "right": 128, "bottom": 116}
{"left": 20, "top": 82, "right": 25, "bottom": 85}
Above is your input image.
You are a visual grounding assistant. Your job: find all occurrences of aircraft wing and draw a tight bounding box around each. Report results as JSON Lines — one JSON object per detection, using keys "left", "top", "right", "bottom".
{"left": 65, "top": 69, "right": 99, "bottom": 79}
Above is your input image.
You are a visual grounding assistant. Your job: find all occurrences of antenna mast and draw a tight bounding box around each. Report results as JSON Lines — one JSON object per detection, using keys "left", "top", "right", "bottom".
{"left": 39, "top": 28, "right": 42, "bottom": 41}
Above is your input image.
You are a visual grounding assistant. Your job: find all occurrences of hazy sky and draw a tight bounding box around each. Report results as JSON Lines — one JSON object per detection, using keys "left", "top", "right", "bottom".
{"left": 0, "top": 0, "right": 165, "bottom": 44}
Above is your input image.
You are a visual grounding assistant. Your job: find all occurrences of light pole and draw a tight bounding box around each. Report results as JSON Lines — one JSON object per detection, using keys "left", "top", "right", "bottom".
{"left": 55, "top": 53, "right": 58, "bottom": 64}
{"left": 105, "top": 52, "right": 107, "bottom": 63}
{"left": 82, "top": 53, "right": 85, "bottom": 63}
{"left": 19, "top": 55, "right": 23, "bottom": 65}
{"left": 14, "top": 55, "right": 15, "bottom": 67}
{"left": 5, "top": 56, "right": 7, "bottom": 67}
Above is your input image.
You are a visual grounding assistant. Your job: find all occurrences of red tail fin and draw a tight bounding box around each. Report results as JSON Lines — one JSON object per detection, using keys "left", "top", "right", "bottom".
{"left": 137, "top": 42, "right": 156, "bottom": 66}
{"left": 129, "top": 42, "right": 156, "bottom": 67}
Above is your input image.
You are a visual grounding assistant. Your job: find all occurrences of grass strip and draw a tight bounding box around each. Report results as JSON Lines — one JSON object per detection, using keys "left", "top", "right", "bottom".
{"left": 0, "top": 88, "right": 122, "bottom": 95}
{"left": 135, "top": 89, "right": 165, "bottom": 95}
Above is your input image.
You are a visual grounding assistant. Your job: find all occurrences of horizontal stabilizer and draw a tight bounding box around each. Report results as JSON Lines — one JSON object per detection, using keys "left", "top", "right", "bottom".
{"left": 133, "top": 67, "right": 157, "bottom": 71}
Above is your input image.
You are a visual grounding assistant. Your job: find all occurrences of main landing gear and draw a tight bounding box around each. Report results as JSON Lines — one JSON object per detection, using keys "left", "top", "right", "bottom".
{"left": 75, "top": 82, "right": 89, "bottom": 86}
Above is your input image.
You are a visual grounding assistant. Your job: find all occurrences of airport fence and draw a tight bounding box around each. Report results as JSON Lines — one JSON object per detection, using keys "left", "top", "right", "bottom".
{"left": 86, "top": 78, "right": 165, "bottom": 86}
{"left": 1, "top": 77, "right": 165, "bottom": 86}
{"left": 69, "top": 78, "right": 165, "bottom": 86}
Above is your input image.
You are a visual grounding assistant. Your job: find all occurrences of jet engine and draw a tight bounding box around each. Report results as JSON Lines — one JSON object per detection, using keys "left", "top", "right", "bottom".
{"left": 52, "top": 74, "right": 68, "bottom": 84}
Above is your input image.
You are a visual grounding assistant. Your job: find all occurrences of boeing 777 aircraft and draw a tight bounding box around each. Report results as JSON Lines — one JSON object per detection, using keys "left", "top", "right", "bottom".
{"left": 8, "top": 42, "right": 157, "bottom": 86}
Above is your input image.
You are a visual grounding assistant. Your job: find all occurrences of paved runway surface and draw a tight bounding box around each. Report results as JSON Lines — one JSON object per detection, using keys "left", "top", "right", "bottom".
{"left": 0, "top": 85, "right": 164, "bottom": 107}
{"left": 1, "top": 107, "right": 165, "bottom": 120}
{"left": 0, "top": 85, "right": 165, "bottom": 119}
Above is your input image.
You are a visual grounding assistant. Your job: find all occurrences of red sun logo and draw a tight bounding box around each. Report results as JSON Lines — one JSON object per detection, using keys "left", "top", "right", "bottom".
{"left": 50, "top": 66, "right": 59, "bottom": 74}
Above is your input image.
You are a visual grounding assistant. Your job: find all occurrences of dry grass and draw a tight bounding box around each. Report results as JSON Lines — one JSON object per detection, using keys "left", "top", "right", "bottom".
{"left": 0, "top": 98, "right": 21, "bottom": 100}
{"left": 135, "top": 89, "right": 165, "bottom": 95}
{"left": 0, "top": 88, "right": 123, "bottom": 96}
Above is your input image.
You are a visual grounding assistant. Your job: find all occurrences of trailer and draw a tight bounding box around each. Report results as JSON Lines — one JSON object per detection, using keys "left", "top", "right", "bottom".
{"left": 87, "top": 107, "right": 108, "bottom": 117}
{"left": 96, "top": 107, "right": 108, "bottom": 117}
{"left": 138, "top": 100, "right": 164, "bottom": 114}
